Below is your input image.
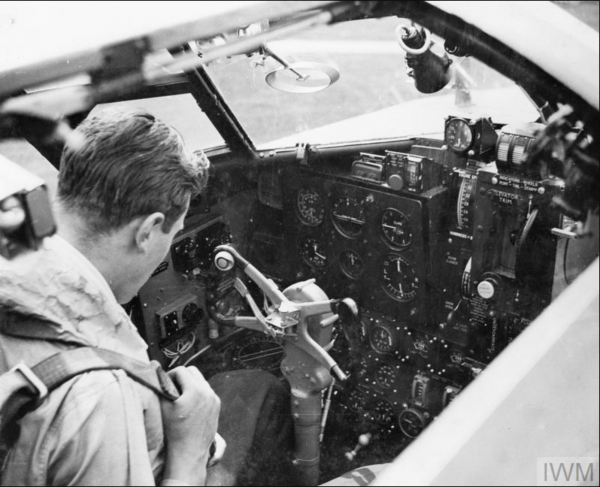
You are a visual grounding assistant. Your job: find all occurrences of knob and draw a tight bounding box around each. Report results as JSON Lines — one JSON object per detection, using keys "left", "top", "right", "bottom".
{"left": 214, "top": 251, "right": 235, "bottom": 271}
{"left": 477, "top": 276, "right": 500, "bottom": 300}
{"left": 182, "top": 303, "right": 204, "bottom": 325}
{"left": 344, "top": 433, "right": 372, "bottom": 461}
{"left": 387, "top": 174, "right": 404, "bottom": 191}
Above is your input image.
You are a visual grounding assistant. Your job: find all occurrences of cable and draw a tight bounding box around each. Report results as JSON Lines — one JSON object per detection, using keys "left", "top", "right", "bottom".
{"left": 182, "top": 327, "right": 247, "bottom": 366}
{"left": 163, "top": 332, "right": 197, "bottom": 368}
{"left": 183, "top": 344, "right": 213, "bottom": 367}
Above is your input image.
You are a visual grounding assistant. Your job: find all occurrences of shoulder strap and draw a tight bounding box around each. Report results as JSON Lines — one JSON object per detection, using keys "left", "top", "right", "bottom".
{"left": 0, "top": 347, "right": 180, "bottom": 459}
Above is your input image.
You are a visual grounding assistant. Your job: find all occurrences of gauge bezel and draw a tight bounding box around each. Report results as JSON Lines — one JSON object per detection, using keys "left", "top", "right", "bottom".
{"left": 379, "top": 207, "right": 413, "bottom": 249}
{"left": 339, "top": 249, "right": 365, "bottom": 279}
{"left": 367, "top": 399, "right": 396, "bottom": 426}
{"left": 380, "top": 253, "right": 419, "bottom": 302}
{"left": 347, "top": 387, "right": 368, "bottom": 412}
{"left": 299, "top": 236, "right": 328, "bottom": 269}
{"left": 370, "top": 322, "right": 398, "bottom": 354}
{"left": 295, "top": 188, "right": 326, "bottom": 226}
{"left": 331, "top": 196, "right": 366, "bottom": 238}
{"left": 398, "top": 408, "right": 426, "bottom": 438}
{"left": 445, "top": 117, "right": 474, "bottom": 153}
{"left": 374, "top": 362, "right": 398, "bottom": 389}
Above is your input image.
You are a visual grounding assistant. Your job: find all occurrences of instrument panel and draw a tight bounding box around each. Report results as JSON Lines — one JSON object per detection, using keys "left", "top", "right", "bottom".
{"left": 274, "top": 115, "right": 575, "bottom": 445}
{"left": 283, "top": 172, "right": 441, "bottom": 330}
{"left": 281, "top": 162, "right": 451, "bottom": 442}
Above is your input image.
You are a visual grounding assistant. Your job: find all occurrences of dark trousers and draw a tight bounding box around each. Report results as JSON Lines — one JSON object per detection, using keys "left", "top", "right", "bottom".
{"left": 207, "top": 370, "right": 294, "bottom": 486}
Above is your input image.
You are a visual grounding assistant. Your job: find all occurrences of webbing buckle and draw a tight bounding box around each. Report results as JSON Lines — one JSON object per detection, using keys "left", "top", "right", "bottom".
{"left": 10, "top": 363, "right": 48, "bottom": 401}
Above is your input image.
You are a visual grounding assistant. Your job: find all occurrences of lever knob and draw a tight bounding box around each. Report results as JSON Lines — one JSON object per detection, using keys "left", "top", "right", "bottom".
{"left": 344, "top": 433, "right": 372, "bottom": 461}
{"left": 214, "top": 251, "right": 235, "bottom": 271}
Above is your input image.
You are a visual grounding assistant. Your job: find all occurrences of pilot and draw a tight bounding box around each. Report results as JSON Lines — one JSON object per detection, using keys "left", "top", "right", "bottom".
{"left": 0, "top": 107, "right": 220, "bottom": 486}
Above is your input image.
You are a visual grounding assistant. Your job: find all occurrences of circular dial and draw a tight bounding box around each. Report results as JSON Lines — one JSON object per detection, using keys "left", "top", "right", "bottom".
{"left": 340, "top": 250, "right": 365, "bottom": 278}
{"left": 296, "top": 188, "right": 325, "bottom": 226}
{"left": 332, "top": 197, "right": 366, "bottom": 238}
{"left": 399, "top": 408, "right": 427, "bottom": 438}
{"left": 299, "top": 236, "right": 328, "bottom": 268}
{"left": 445, "top": 118, "right": 474, "bottom": 152}
{"left": 380, "top": 254, "right": 419, "bottom": 302}
{"left": 380, "top": 209, "right": 413, "bottom": 248}
{"left": 375, "top": 363, "right": 397, "bottom": 388}
{"left": 367, "top": 399, "right": 396, "bottom": 427}
{"left": 370, "top": 323, "right": 398, "bottom": 353}
{"left": 347, "top": 388, "right": 367, "bottom": 412}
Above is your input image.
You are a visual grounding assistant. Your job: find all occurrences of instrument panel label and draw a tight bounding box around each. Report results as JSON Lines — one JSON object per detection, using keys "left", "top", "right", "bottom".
{"left": 487, "top": 189, "right": 522, "bottom": 206}
{"left": 497, "top": 175, "right": 541, "bottom": 192}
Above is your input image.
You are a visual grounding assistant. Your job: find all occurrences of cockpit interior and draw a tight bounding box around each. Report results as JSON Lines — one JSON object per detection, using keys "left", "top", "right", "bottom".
{"left": 1, "top": 2, "right": 598, "bottom": 485}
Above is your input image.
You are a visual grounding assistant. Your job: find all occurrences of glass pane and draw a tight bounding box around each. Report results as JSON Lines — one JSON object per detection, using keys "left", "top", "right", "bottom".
{"left": 92, "top": 94, "right": 224, "bottom": 152}
{"left": 207, "top": 17, "right": 539, "bottom": 149}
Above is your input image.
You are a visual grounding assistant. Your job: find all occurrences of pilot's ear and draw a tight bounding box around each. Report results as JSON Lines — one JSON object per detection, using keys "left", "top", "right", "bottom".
{"left": 134, "top": 212, "right": 165, "bottom": 253}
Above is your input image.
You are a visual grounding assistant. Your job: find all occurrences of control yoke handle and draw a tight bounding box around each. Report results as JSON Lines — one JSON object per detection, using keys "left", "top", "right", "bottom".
{"left": 214, "top": 245, "right": 353, "bottom": 382}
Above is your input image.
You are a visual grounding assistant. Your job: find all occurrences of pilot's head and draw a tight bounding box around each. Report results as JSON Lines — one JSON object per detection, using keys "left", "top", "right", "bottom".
{"left": 56, "top": 107, "right": 209, "bottom": 303}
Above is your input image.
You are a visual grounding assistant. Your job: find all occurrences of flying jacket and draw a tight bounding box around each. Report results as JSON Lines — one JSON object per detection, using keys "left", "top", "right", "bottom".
{"left": 0, "top": 236, "right": 164, "bottom": 486}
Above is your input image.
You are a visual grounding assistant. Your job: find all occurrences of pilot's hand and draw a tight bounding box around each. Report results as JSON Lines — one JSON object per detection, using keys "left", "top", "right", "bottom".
{"left": 160, "top": 366, "right": 221, "bottom": 486}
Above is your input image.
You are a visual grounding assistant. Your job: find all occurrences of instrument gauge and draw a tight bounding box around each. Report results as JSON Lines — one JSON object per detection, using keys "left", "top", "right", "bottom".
{"left": 375, "top": 363, "right": 397, "bottom": 389}
{"left": 367, "top": 399, "right": 396, "bottom": 427}
{"left": 399, "top": 408, "right": 427, "bottom": 438}
{"left": 380, "top": 209, "right": 412, "bottom": 248}
{"left": 348, "top": 388, "right": 367, "bottom": 412}
{"left": 299, "top": 237, "right": 328, "bottom": 268}
{"left": 332, "top": 197, "right": 366, "bottom": 238}
{"left": 340, "top": 250, "right": 364, "bottom": 278}
{"left": 296, "top": 189, "right": 325, "bottom": 226}
{"left": 445, "top": 117, "right": 474, "bottom": 152}
{"left": 380, "top": 254, "right": 419, "bottom": 302}
{"left": 370, "top": 322, "right": 398, "bottom": 354}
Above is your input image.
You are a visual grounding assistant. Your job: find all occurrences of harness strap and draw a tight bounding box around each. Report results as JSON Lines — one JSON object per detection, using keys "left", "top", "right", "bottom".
{"left": 0, "top": 347, "right": 180, "bottom": 462}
